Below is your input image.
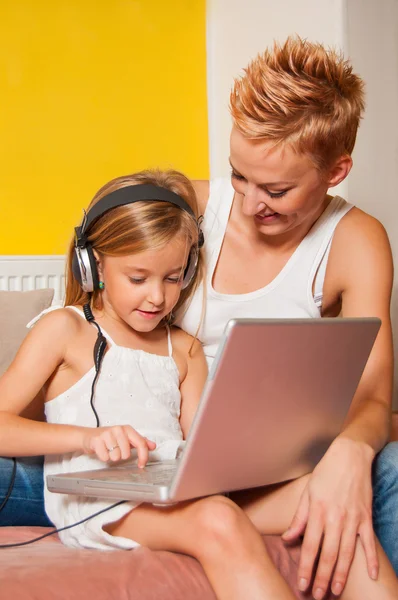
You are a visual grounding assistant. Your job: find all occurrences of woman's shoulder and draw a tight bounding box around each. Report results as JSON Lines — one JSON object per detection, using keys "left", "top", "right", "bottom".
{"left": 192, "top": 180, "right": 209, "bottom": 214}
{"left": 192, "top": 178, "right": 234, "bottom": 218}
{"left": 331, "top": 206, "right": 393, "bottom": 285}
{"left": 335, "top": 205, "right": 390, "bottom": 248}
{"left": 170, "top": 326, "right": 202, "bottom": 354}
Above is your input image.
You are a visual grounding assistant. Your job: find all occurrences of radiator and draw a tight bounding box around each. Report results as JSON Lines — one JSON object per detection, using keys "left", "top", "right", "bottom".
{"left": 0, "top": 255, "right": 66, "bottom": 305}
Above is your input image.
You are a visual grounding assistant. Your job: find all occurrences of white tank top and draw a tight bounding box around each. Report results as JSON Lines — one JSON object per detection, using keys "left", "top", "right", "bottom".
{"left": 179, "top": 178, "right": 353, "bottom": 368}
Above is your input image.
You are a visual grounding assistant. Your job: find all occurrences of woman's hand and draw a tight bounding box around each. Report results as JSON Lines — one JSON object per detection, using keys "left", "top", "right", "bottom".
{"left": 282, "top": 436, "right": 377, "bottom": 598}
{"left": 82, "top": 425, "right": 156, "bottom": 467}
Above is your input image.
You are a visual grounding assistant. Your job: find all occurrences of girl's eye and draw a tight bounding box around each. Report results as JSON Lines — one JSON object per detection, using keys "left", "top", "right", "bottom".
{"left": 231, "top": 171, "right": 245, "bottom": 181}
{"left": 166, "top": 276, "right": 183, "bottom": 284}
{"left": 130, "top": 278, "right": 145, "bottom": 284}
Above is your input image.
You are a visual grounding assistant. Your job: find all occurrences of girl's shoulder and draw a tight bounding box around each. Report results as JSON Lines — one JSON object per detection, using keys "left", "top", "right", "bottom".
{"left": 27, "top": 306, "right": 86, "bottom": 340}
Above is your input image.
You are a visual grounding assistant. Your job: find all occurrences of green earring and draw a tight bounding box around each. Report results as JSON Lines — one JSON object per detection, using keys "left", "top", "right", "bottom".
{"left": 98, "top": 281, "right": 105, "bottom": 290}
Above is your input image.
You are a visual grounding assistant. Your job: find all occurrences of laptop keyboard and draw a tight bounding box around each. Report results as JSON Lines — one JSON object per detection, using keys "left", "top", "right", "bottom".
{"left": 85, "top": 462, "right": 178, "bottom": 486}
{"left": 127, "top": 464, "right": 177, "bottom": 485}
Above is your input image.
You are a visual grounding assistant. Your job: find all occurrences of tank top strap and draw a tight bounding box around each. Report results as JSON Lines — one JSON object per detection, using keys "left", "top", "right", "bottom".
{"left": 204, "top": 178, "right": 234, "bottom": 240}
{"left": 166, "top": 325, "right": 173, "bottom": 357}
{"left": 310, "top": 196, "right": 354, "bottom": 309}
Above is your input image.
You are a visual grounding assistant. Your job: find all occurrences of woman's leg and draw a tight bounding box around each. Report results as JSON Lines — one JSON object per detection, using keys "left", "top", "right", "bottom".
{"left": 373, "top": 442, "right": 398, "bottom": 574}
{"left": 340, "top": 539, "right": 397, "bottom": 600}
{"left": 0, "top": 455, "right": 52, "bottom": 526}
{"left": 232, "top": 475, "right": 398, "bottom": 599}
{"left": 105, "top": 494, "right": 295, "bottom": 600}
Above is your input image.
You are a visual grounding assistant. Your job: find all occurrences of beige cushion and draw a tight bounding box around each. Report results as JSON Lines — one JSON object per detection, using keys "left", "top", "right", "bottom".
{"left": 0, "top": 289, "right": 54, "bottom": 378}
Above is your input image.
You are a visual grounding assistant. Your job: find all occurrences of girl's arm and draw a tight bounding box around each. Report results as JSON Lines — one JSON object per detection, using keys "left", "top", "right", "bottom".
{"left": 177, "top": 333, "right": 208, "bottom": 439}
{"left": 0, "top": 310, "right": 154, "bottom": 465}
{"left": 0, "top": 309, "right": 84, "bottom": 456}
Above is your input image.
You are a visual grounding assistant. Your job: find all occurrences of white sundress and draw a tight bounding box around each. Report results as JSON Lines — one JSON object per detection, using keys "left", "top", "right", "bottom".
{"left": 28, "top": 305, "right": 184, "bottom": 550}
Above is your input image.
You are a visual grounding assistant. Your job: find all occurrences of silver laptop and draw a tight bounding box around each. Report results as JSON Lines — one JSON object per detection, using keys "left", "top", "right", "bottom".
{"left": 47, "top": 317, "right": 380, "bottom": 504}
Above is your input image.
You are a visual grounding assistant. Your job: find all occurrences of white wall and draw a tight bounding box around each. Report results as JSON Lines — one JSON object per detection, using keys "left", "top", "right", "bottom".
{"left": 206, "top": 0, "right": 398, "bottom": 404}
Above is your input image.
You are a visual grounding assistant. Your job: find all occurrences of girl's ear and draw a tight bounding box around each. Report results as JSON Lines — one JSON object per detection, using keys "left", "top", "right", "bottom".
{"left": 325, "top": 155, "right": 353, "bottom": 188}
{"left": 93, "top": 250, "right": 103, "bottom": 277}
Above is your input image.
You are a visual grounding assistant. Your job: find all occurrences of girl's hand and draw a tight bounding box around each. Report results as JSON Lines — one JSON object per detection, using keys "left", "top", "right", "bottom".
{"left": 82, "top": 425, "right": 156, "bottom": 468}
{"left": 282, "top": 437, "right": 377, "bottom": 599}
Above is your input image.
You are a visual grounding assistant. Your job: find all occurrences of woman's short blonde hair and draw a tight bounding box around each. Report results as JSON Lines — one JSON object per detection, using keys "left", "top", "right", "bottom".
{"left": 230, "top": 36, "right": 365, "bottom": 170}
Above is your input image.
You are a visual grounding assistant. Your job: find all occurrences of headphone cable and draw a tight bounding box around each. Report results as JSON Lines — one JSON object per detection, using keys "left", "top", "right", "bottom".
{"left": 0, "top": 499, "right": 127, "bottom": 548}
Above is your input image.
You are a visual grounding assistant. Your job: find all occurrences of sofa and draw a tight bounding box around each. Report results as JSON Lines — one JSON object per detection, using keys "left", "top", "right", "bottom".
{"left": 0, "top": 289, "right": 396, "bottom": 599}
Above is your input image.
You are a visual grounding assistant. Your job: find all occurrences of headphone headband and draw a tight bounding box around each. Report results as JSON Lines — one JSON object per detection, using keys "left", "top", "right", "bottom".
{"left": 72, "top": 183, "right": 204, "bottom": 293}
{"left": 75, "top": 184, "right": 199, "bottom": 247}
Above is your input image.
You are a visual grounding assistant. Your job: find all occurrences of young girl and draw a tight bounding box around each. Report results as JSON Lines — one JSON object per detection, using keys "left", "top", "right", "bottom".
{"left": 0, "top": 168, "right": 397, "bottom": 600}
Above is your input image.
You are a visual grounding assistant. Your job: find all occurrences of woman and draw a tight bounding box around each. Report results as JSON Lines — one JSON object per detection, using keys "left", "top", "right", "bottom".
{"left": 1, "top": 36, "right": 397, "bottom": 598}
{"left": 177, "top": 36, "right": 397, "bottom": 596}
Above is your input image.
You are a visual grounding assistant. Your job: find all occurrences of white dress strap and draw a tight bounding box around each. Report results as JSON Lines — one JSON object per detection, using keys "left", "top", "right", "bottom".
{"left": 26, "top": 305, "right": 63, "bottom": 328}
{"left": 27, "top": 304, "right": 116, "bottom": 346}
{"left": 166, "top": 326, "right": 173, "bottom": 357}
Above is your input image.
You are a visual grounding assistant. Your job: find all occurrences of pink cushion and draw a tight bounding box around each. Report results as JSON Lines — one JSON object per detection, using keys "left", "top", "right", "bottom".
{"left": 0, "top": 527, "right": 318, "bottom": 599}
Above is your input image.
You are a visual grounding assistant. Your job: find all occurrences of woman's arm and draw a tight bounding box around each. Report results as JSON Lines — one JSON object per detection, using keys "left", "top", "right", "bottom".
{"left": 334, "top": 211, "right": 393, "bottom": 451}
{"left": 284, "top": 209, "right": 394, "bottom": 597}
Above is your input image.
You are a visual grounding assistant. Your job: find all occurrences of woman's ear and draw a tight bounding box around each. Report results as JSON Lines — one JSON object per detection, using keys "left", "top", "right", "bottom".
{"left": 326, "top": 155, "right": 353, "bottom": 188}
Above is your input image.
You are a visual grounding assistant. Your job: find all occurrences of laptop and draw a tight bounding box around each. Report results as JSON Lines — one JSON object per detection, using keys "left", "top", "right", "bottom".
{"left": 47, "top": 317, "right": 380, "bottom": 504}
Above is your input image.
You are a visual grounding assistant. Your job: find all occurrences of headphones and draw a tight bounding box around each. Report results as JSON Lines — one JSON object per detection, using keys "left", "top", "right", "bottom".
{"left": 72, "top": 184, "right": 204, "bottom": 293}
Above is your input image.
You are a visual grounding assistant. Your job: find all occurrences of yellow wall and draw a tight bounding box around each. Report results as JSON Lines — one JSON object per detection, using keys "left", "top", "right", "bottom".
{"left": 0, "top": 1, "right": 208, "bottom": 255}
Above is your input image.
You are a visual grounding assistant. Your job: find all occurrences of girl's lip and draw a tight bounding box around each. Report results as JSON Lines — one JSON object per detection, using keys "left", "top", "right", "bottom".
{"left": 136, "top": 310, "right": 161, "bottom": 319}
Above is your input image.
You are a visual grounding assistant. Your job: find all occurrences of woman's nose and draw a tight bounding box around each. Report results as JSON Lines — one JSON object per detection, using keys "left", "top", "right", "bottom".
{"left": 241, "top": 184, "right": 267, "bottom": 216}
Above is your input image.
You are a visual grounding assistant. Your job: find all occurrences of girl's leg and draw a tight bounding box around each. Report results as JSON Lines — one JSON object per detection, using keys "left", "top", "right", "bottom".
{"left": 232, "top": 476, "right": 398, "bottom": 599}
{"left": 105, "top": 494, "right": 295, "bottom": 600}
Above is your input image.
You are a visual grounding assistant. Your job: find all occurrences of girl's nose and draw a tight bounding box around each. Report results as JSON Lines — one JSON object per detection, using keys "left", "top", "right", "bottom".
{"left": 148, "top": 282, "right": 165, "bottom": 307}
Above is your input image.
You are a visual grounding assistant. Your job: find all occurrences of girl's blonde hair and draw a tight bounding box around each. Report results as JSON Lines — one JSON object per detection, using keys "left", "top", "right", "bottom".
{"left": 230, "top": 36, "right": 365, "bottom": 171}
{"left": 65, "top": 169, "right": 203, "bottom": 323}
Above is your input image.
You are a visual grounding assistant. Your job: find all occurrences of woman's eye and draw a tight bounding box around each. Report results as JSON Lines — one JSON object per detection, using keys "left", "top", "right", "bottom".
{"left": 231, "top": 170, "right": 245, "bottom": 181}
{"left": 130, "top": 278, "right": 145, "bottom": 284}
{"left": 266, "top": 190, "right": 288, "bottom": 199}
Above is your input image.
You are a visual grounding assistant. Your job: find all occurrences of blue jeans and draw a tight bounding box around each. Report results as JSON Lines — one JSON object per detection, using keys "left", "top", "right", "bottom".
{"left": 0, "top": 455, "right": 53, "bottom": 527}
{"left": 1, "top": 445, "right": 398, "bottom": 571}
{"left": 373, "top": 441, "right": 398, "bottom": 571}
